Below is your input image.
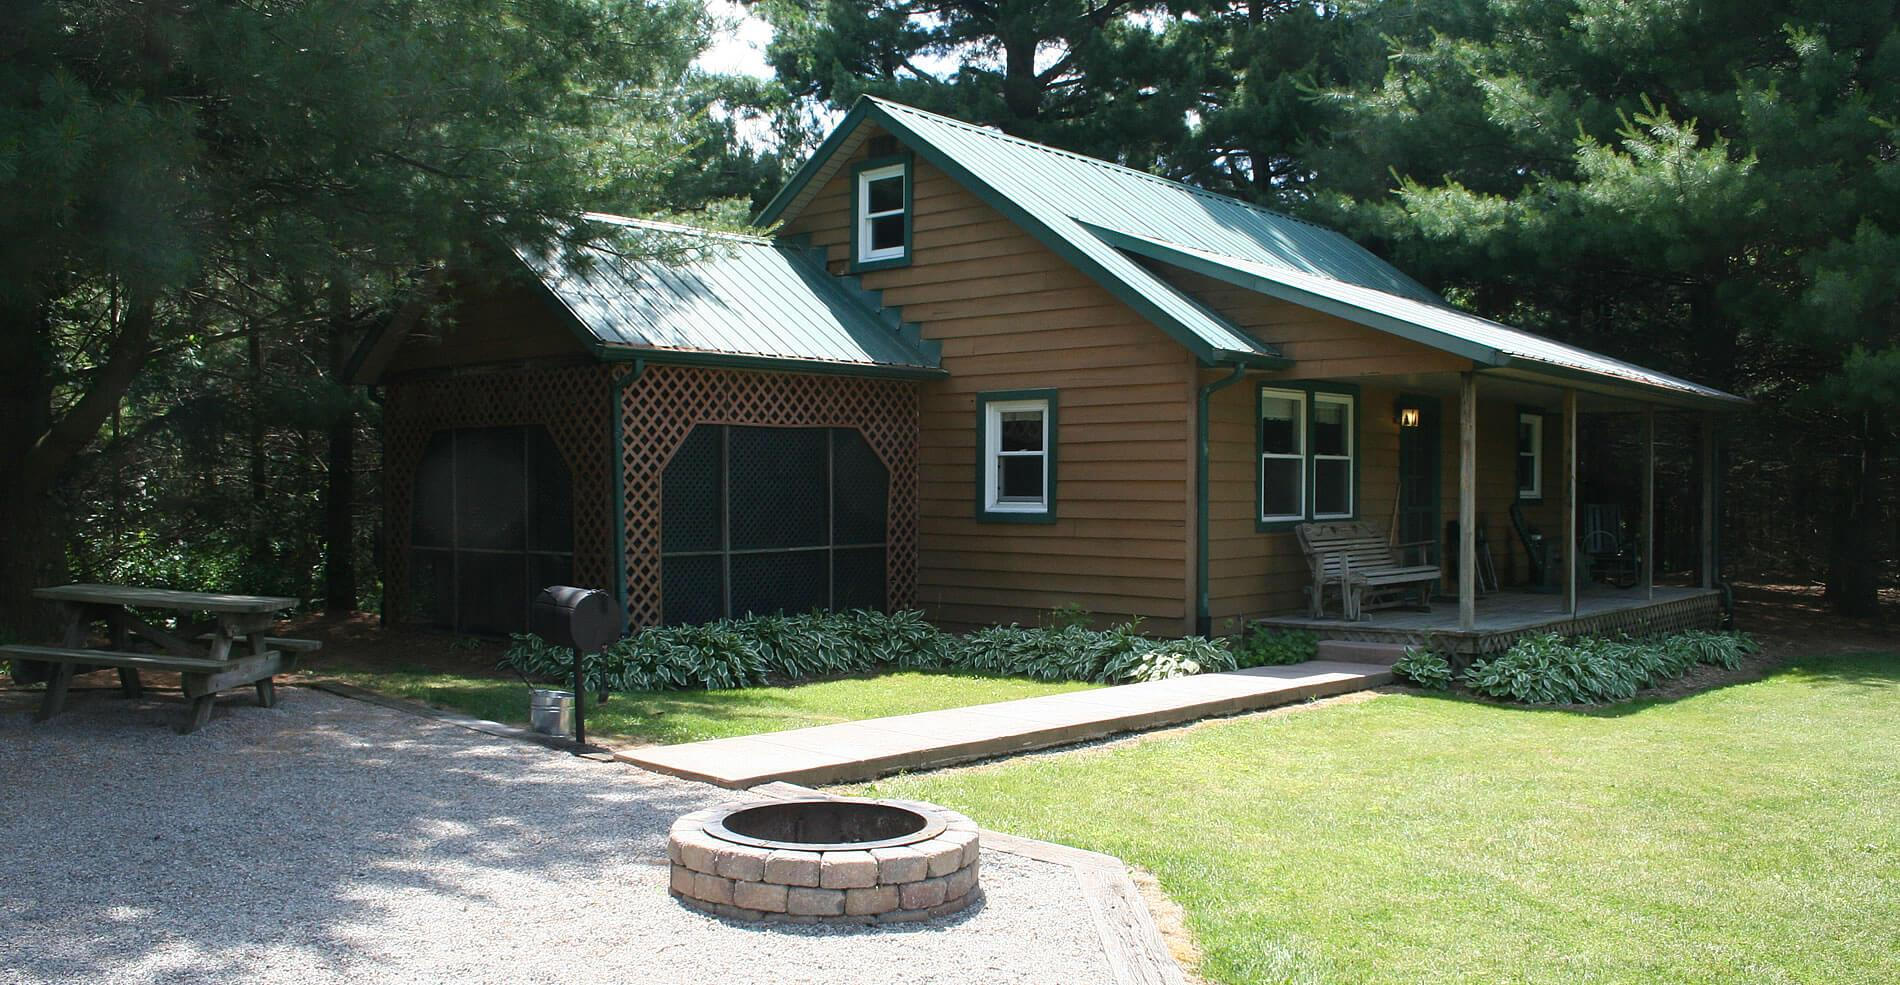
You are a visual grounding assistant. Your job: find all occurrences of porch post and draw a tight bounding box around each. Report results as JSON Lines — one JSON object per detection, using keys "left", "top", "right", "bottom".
{"left": 1642, "top": 406, "right": 1656, "bottom": 600}
{"left": 1564, "top": 388, "right": 1579, "bottom": 617}
{"left": 1459, "top": 372, "right": 1477, "bottom": 631}
{"left": 1700, "top": 413, "right": 1716, "bottom": 589}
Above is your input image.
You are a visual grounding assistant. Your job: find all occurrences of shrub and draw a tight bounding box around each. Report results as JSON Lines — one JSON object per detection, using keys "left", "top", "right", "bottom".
{"left": 1106, "top": 635, "right": 1238, "bottom": 683}
{"left": 1392, "top": 646, "right": 1454, "bottom": 690}
{"left": 1664, "top": 629, "right": 1759, "bottom": 670}
{"left": 502, "top": 609, "right": 1246, "bottom": 692}
{"left": 1233, "top": 626, "right": 1318, "bottom": 667}
{"left": 1460, "top": 630, "right": 1762, "bottom": 705}
{"left": 1462, "top": 634, "right": 1646, "bottom": 704}
{"left": 1043, "top": 602, "right": 1093, "bottom": 630}
{"left": 951, "top": 624, "right": 1093, "bottom": 681}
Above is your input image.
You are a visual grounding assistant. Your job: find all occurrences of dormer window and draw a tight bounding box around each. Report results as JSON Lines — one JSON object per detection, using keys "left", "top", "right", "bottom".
{"left": 852, "top": 154, "right": 911, "bottom": 270}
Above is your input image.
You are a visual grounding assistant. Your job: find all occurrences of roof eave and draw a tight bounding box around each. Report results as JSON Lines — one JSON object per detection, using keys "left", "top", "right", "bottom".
{"left": 1085, "top": 223, "right": 1507, "bottom": 368}
{"left": 753, "top": 99, "right": 878, "bottom": 228}
{"left": 598, "top": 344, "right": 948, "bottom": 381}
{"left": 1484, "top": 359, "right": 1750, "bottom": 411}
{"left": 1212, "top": 348, "right": 1291, "bottom": 370}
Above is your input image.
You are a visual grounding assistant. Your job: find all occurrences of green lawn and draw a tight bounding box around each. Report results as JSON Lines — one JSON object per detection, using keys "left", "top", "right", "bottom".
{"left": 857, "top": 654, "right": 1900, "bottom": 985}
{"left": 322, "top": 668, "right": 1097, "bottom": 746}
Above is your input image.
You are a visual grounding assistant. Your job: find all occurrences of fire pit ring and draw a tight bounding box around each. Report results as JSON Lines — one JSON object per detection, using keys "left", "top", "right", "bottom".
{"left": 669, "top": 797, "right": 980, "bottom": 924}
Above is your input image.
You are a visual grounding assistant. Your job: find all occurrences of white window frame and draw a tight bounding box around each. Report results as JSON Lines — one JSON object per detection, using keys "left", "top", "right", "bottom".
{"left": 1312, "top": 392, "right": 1355, "bottom": 519}
{"left": 855, "top": 163, "right": 907, "bottom": 264}
{"left": 1259, "top": 387, "right": 1307, "bottom": 523}
{"left": 984, "top": 398, "right": 1050, "bottom": 514}
{"left": 1518, "top": 411, "right": 1544, "bottom": 500}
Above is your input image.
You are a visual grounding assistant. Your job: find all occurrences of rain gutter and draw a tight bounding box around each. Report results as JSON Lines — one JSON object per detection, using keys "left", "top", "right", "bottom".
{"left": 1196, "top": 363, "right": 1248, "bottom": 635}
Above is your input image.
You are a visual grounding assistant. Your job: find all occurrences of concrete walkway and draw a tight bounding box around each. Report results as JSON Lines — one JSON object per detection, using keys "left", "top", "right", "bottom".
{"left": 620, "top": 660, "right": 1393, "bottom": 788}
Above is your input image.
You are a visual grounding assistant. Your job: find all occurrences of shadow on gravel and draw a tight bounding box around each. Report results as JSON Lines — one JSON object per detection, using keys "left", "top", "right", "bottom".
{"left": 0, "top": 684, "right": 714, "bottom": 983}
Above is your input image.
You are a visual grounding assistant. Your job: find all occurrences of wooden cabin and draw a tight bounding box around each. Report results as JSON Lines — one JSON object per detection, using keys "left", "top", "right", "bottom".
{"left": 353, "top": 97, "right": 1744, "bottom": 648}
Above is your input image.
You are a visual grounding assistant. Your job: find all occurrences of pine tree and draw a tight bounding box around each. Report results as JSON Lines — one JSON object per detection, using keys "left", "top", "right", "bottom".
{"left": 0, "top": 0, "right": 719, "bottom": 630}
{"left": 1309, "top": 0, "right": 1899, "bottom": 613}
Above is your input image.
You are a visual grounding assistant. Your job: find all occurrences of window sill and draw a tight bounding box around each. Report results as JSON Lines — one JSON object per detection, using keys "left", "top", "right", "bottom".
{"left": 1256, "top": 513, "right": 1357, "bottom": 533}
{"left": 850, "top": 253, "right": 910, "bottom": 273}
{"left": 977, "top": 508, "right": 1058, "bottom": 525}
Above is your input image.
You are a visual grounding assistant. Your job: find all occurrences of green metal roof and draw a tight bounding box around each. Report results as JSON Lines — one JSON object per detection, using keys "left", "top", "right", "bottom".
{"left": 1094, "top": 227, "right": 1746, "bottom": 407}
{"left": 757, "top": 98, "right": 1289, "bottom": 369}
{"left": 514, "top": 216, "right": 942, "bottom": 378}
{"left": 758, "top": 97, "right": 1743, "bottom": 404}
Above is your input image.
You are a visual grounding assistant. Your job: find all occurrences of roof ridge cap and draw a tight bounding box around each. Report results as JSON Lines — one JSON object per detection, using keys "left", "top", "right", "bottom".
{"left": 579, "top": 212, "right": 772, "bottom": 246}
{"left": 867, "top": 97, "right": 1333, "bottom": 233}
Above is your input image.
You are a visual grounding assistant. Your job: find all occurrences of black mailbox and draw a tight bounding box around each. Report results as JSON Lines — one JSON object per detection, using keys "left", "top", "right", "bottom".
{"left": 529, "top": 585, "right": 617, "bottom": 747}
{"left": 530, "top": 586, "right": 618, "bottom": 654}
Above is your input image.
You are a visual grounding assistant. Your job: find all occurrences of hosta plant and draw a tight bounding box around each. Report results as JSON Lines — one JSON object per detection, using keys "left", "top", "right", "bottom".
{"left": 1392, "top": 646, "right": 1454, "bottom": 690}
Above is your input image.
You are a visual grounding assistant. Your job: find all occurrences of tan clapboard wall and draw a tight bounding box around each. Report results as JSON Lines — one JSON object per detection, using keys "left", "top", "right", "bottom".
{"left": 384, "top": 279, "right": 591, "bottom": 377}
{"left": 1154, "top": 269, "right": 1572, "bottom": 622}
{"left": 780, "top": 135, "right": 1198, "bottom": 634}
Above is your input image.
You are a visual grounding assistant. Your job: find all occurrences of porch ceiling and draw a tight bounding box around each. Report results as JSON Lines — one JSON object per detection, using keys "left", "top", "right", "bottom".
{"left": 1342, "top": 370, "right": 1686, "bottom": 414}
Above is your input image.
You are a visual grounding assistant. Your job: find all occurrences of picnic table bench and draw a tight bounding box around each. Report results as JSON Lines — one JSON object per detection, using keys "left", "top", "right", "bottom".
{"left": 1294, "top": 521, "right": 1442, "bottom": 621}
{"left": 1, "top": 584, "right": 318, "bottom": 733}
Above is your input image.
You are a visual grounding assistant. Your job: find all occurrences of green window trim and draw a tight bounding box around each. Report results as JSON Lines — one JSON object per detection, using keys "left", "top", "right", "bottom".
{"left": 849, "top": 152, "right": 914, "bottom": 273}
{"left": 975, "top": 388, "right": 1058, "bottom": 524}
{"left": 1256, "top": 382, "right": 1361, "bottom": 532}
{"left": 1516, "top": 404, "right": 1549, "bottom": 504}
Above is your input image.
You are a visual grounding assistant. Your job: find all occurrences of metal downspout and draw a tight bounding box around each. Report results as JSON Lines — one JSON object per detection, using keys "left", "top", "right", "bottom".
{"left": 609, "top": 358, "right": 646, "bottom": 634}
{"left": 1196, "top": 364, "right": 1246, "bottom": 635}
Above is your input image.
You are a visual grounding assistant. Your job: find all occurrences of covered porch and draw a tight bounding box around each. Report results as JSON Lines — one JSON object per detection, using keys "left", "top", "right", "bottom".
{"left": 1133, "top": 223, "right": 1747, "bottom": 641}
{"left": 1256, "top": 585, "right": 1723, "bottom": 655}
{"left": 1262, "top": 363, "right": 1734, "bottom": 654}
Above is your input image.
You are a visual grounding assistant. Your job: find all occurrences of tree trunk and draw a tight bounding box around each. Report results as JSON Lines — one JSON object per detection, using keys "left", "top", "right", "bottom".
{"left": 322, "top": 280, "right": 358, "bottom": 612}
{"left": 1826, "top": 411, "right": 1885, "bottom": 617}
{"left": 1001, "top": 33, "right": 1041, "bottom": 128}
{"left": 0, "top": 299, "right": 57, "bottom": 639}
{"left": 2, "top": 291, "right": 152, "bottom": 638}
{"left": 248, "top": 322, "right": 271, "bottom": 568}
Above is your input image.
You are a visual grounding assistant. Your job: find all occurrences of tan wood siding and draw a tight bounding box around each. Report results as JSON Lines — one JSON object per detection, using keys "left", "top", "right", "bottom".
{"left": 782, "top": 134, "right": 1195, "bottom": 633}
{"left": 1155, "top": 266, "right": 1568, "bottom": 622}
{"left": 384, "top": 279, "right": 590, "bottom": 377}
{"left": 1204, "top": 374, "right": 1575, "bottom": 621}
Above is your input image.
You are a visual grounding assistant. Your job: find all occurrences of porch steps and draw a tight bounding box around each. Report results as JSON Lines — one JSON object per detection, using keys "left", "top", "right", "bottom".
{"left": 1314, "top": 640, "right": 1411, "bottom": 665}
{"left": 617, "top": 660, "right": 1392, "bottom": 789}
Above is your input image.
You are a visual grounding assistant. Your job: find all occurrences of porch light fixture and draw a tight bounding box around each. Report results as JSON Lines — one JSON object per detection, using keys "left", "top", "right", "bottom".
{"left": 1397, "top": 404, "right": 1422, "bottom": 429}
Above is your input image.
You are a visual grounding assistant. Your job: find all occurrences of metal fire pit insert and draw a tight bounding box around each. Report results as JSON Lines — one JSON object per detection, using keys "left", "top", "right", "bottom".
{"left": 668, "top": 798, "right": 981, "bottom": 924}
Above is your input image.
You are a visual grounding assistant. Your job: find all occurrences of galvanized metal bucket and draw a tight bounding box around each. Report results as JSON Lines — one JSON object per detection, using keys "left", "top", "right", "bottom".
{"left": 529, "top": 689, "right": 575, "bottom": 737}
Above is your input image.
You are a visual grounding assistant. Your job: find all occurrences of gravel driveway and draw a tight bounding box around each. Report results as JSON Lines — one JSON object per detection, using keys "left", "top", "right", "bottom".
{"left": 0, "top": 685, "right": 1114, "bottom": 985}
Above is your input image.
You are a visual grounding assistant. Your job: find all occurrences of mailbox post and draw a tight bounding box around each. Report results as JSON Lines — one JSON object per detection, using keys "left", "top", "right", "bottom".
{"left": 529, "top": 586, "right": 618, "bottom": 747}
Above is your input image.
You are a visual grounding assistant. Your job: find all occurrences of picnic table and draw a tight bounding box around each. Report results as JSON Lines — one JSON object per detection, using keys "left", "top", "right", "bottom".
{"left": 1, "top": 584, "right": 317, "bottom": 733}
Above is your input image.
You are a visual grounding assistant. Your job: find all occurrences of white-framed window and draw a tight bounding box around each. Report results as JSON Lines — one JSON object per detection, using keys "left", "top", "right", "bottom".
{"left": 855, "top": 162, "right": 908, "bottom": 264}
{"left": 1517, "top": 411, "right": 1544, "bottom": 500}
{"left": 983, "top": 397, "right": 1051, "bottom": 515}
{"left": 1312, "top": 392, "right": 1354, "bottom": 518}
{"left": 1259, "top": 387, "right": 1306, "bottom": 523}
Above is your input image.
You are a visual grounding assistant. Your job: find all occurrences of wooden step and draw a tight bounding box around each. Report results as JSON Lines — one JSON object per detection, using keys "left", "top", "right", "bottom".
{"left": 1314, "top": 640, "right": 1411, "bottom": 666}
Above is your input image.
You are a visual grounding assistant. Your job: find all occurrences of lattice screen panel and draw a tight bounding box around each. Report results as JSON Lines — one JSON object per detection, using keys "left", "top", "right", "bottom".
{"left": 620, "top": 365, "right": 920, "bottom": 629}
{"left": 383, "top": 365, "right": 614, "bottom": 623}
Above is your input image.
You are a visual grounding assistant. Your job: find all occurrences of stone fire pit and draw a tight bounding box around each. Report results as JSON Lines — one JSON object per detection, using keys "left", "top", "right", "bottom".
{"left": 668, "top": 797, "right": 981, "bottom": 924}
